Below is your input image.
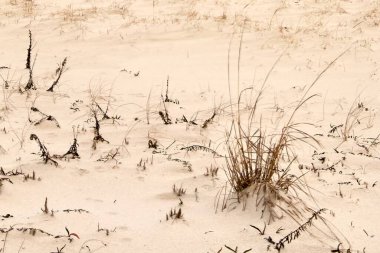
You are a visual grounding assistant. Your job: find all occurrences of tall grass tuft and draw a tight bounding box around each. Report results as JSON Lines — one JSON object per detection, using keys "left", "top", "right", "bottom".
{"left": 223, "top": 39, "right": 350, "bottom": 222}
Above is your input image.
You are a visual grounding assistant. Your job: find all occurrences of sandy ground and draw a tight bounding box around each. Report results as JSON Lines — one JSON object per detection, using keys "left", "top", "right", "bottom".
{"left": 0, "top": 0, "right": 379, "bottom": 252}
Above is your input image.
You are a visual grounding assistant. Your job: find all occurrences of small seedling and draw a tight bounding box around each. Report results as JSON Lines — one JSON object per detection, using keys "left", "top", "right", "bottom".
{"left": 172, "top": 184, "right": 186, "bottom": 196}
{"left": 165, "top": 207, "right": 183, "bottom": 221}
{"left": 41, "top": 197, "right": 49, "bottom": 214}
{"left": 204, "top": 165, "right": 219, "bottom": 177}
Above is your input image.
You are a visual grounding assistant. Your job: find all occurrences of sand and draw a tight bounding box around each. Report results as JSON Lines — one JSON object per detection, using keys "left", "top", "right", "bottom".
{"left": 0, "top": 0, "right": 379, "bottom": 252}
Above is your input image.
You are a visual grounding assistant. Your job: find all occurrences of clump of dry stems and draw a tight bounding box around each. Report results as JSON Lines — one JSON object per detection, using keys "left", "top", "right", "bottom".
{"left": 223, "top": 44, "right": 350, "bottom": 223}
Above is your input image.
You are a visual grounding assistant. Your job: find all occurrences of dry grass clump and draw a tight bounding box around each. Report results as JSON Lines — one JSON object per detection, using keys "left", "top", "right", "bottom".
{"left": 225, "top": 106, "right": 317, "bottom": 222}
{"left": 223, "top": 44, "right": 350, "bottom": 223}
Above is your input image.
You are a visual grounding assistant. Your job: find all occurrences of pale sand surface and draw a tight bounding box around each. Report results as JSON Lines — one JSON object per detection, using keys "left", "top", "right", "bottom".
{"left": 0, "top": 1, "right": 379, "bottom": 252}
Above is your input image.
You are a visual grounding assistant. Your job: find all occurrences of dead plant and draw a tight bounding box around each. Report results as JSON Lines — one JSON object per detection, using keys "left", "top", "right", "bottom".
{"left": 30, "top": 134, "right": 58, "bottom": 166}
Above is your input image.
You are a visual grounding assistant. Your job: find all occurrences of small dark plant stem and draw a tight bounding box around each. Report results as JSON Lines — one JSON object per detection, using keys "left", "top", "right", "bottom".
{"left": 26, "top": 30, "right": 32, "bottom": 70}
{"left": 47, "top": 57, "right": 67, "bottom": 92}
